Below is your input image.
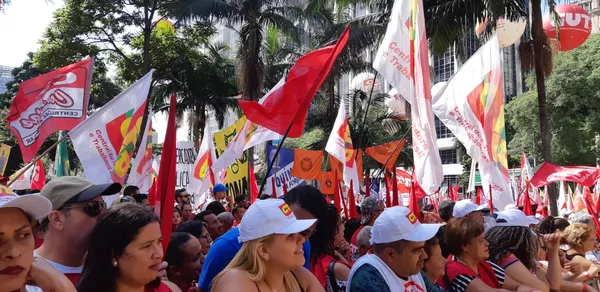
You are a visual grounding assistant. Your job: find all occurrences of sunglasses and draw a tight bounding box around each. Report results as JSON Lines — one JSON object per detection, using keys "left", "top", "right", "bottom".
{"left": 62, "top": 201, "right": 107, "bottom": 217}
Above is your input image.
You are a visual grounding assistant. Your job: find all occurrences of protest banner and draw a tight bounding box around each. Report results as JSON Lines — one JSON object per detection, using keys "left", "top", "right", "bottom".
{"left": 214, "top": 118, "right": 248, "bottom": 196}
{"left": 175, "top": 141, "right": 196, "bottom": 189}
{"left": 265, "top": 144, "right": 305, "bottom": 196}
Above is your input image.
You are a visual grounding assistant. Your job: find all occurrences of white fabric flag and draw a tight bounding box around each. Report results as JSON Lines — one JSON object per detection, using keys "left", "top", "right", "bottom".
{"left": 324, "top": 96, "right": 359, "bottom": 192}
{"left": 188, "top": 121, "right": 218, "bottom": 205}
{"left": 467, "top": 159, "right": 477, "bottom": 194}
{"left": 431, "top": 36, "right": 512, "bottom": 210}
{"left": 127, "top": 107, "right": 154, "bottom": 192}
{"left": 373, "top": 0, "right": 443, "bottom": 194}
{"left": 70, "top": 71, "right": 154, "bottom": 184}
{"left": 211, "top": 79, "right": 283, "bottom": 172}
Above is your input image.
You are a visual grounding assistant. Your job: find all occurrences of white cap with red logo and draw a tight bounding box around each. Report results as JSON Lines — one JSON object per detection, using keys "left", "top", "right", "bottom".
{"left": 0, "top": 189, "right": 52, "bottom": 220}
{"left": 238, "top": 198, "right": 317, "bottom": 243}
{"left": 370, "top": 206, "right": 440, "bottom": 245}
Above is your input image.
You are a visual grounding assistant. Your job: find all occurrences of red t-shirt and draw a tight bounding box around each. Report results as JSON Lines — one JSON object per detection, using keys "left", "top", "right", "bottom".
{"left": 437, "top": 256, "right": 505, "bottom": 292}
{"left": 147, "top": 282, "right": 171, "bottom": 292}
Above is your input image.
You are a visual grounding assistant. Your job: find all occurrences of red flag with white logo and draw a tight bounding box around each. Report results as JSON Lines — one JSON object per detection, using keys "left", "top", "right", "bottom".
{"left": 30, "top": 160, "right": 45, "bottom": 190}
{"left": 6, "top": 59, "right": 94, "bottom": 163}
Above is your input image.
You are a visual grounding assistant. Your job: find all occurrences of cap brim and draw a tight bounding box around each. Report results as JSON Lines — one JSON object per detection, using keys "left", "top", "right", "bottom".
{"left": 276, "top": 218, "right": 317, "bottom": 235}
{"left": 476, "top": 205, "right": 489, "bottom": 211}
{"left": 69, "top": 183, "right": 122, "bottom": 203}
{"left": 404, "top": 223, "right": 441, "bottom": 242}
{"left": 4, "top": 195, "right": 52, "bottom": 220}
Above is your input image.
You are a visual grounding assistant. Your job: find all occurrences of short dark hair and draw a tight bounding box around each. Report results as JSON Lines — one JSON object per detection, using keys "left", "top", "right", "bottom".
{"left": 421, "top": 204, "right": 435, "bottom": 212}
{"left": 438, "top": 200, "right": 455, "bottom": 222}
{"left": 78, "top": 203, "right": 160, "bottom": 292}
{"left": 235, "top": 195, "right": 248, "bottom": 204}
{"left": 445, "top": 217, "right": 484, "bottom": 257}
{"left": 175, "top": 188, "right": 187, "bottom": 197}
{"left": 132, "top": 193, "right": 148, "bottom": 203}
{"left": 177, "top": 220, "right": 206, "bottom": 238}
{"left": 554, "top": 218, "right": 570, "bottom": 232}
{"left": 284, "top": 185, "right": 328, "bottom": 220}
{"left": 205, "top": 201, "right": 225, "bottom": 216}
{"left": 181, "top": 202, "right": 192, "bottom": 209}
{"left": 123, "top": 185, "right": 139, "bottom": 196}
{"left": 165, "top": 232, "right": 194, "bottom": 267}
{"left": 373, "top": 240, "right": 410, "bottom": 255}
{"left": 195, "top": 210, "right": 214, "bottom": 223}
{"left": 232, "top": 206, "right": 244, "bottom": 217}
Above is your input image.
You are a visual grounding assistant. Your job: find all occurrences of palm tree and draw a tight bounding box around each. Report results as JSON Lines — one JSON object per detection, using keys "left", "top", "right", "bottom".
{"left": 423, "top": 0, "right": 566, "bottom": 214}
{"left": 152, "top": 44, "right": 239, "bottom": 142}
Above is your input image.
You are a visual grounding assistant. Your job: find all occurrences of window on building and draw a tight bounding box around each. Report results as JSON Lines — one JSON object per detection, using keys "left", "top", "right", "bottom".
{"left": 443, "top": 175, "right": 459, "bottom": 187}
{"left": 435, "top": 117, "right": 453, "bottom": 139}
{"left": 433, "top": 48, "right": 455, "bottom": 83}
{"left": 439, "top": 149, "right": 458, "bottom": 164}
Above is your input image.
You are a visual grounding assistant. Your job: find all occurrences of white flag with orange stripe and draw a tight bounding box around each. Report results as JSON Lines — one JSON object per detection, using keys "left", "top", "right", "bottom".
{"left": 189, "top": 122, "right": 218, "bottom": 204}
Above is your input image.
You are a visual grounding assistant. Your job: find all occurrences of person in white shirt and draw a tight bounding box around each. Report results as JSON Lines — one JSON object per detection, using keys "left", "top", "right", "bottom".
{"left": 347, "top": 206, "right": 440, "bottom": 292}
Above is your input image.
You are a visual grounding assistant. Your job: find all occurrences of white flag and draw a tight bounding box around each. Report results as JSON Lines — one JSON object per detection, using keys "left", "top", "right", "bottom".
{"left": 127, "top": 107, "right": 154, "bottom": 192}
{"left": 212, "top": 79, "right": 283, "bottom": 172}
{"left": 325, "top": 96, "right": 359, "bottom": 192}
{"left": 189, "top": 121, "right": 218, "bottom": 205}
{"left": 70, "top": 71, "right": 154, "bottom": 184}
{"left": 467, "top": 159, "right": 477, "bottom": 194}
{"left": 431, "top": 36, "right": 512, "bottom": 210}
{"left": 373, "top": 0, "right": 443, "bottom": 194}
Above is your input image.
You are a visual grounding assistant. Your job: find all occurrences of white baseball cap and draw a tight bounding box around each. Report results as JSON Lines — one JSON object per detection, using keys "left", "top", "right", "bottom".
{"left": 0, "top": 191, "right": 52, "bottom": 220}
{"left": 370, "top": 206, "right": 440, "bottom": 245}
{"left": 453, "top": 199, "right": 486, "bottom": 218}
{"left": 496, "top": 208, "right": 539, "bottom": 227}
{"left": 238, "top": 199, "right": 316, "bottom": 243}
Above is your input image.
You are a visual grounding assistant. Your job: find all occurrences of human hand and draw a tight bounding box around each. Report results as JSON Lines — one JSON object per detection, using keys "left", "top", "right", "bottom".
{"left": 588, "top": 264, "right": 600, "bottom": 278}
{"left": 565, "top": 261, "right": 583, "bottom": 275}
{"left": 158, "top": 261, "right": 169, "bottom": 281}
{"left": 542, "top": 233, "right": 561, "bottom": 252}
{"left": 27, "top": 258, "right": 76, "bottom": 292}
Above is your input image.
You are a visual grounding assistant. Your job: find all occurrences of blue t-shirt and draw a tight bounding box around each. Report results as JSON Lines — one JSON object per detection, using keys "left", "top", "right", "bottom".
{"left": 198, "top": 228, "right": 311, "bottom": 291}
{"left": 348, "top": 263, "right": 391, "bottom": 292}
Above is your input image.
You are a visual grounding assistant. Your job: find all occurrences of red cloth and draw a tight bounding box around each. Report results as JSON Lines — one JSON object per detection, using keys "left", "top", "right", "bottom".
{"left": 310, "top": 254, "right": 350, "bottom": 288}
{"left": 350, "top": 225, "right": 364, "bottom": 247}
{"left": 438, "top": 259, "right": 501, "bottom": 290}
{"left": 64, "top": 273, "right": 81, "bottom": 287}
{"left": 238, "top": 26, "right": 350, "bottom": 138}
{"left": 146, "top": 282, "right": 171, "bottom": 292}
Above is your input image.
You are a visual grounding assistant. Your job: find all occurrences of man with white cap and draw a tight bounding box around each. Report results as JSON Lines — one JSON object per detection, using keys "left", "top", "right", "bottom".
{"left": 347, "top": 206, "right": 441, "bottom": 292}
{"left": 453, "top": 199, "right": 486, "bottom": 225}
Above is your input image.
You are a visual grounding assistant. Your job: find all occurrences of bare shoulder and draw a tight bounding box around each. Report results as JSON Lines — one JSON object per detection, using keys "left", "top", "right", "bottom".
{"left": 212, "top": 269, "right": 256, "bottom": 292}
{"left": 292, "top": 267, "right": 325, "bottom": 292}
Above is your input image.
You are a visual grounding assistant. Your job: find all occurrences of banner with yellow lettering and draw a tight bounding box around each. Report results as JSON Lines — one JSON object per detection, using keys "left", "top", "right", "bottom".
{"left": 214, "top": 117, "right": 248, "bottom": 197}
{"left": 0, "top": 144, "right": 11, "bottom": 176}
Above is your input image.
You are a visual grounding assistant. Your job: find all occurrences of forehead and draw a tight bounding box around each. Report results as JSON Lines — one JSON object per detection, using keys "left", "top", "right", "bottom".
{"left": 132, "top": 222, "right": 161, "bottom": 241}
{"left": 0, "top": 208, "right": 31, "bottom": 232}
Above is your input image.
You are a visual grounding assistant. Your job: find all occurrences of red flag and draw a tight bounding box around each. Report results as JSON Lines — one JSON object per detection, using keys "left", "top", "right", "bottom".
{"left": 392, "top": 170, "right": 399, "bottom": 206}
{"left": 156, "top": 94, "right": 177, "bottom": 253}
{"left": 384, "top": 174, "right": 392, "bottom": 207}
{"left": 365, "top": 174, "right": 370, "bottom": 197}
{"left": 249, "top": 165, "right": 259, "bottom": 203}
{"left": 475, "top": 188, "right": 482, "bottom": 205}
{"left": 30, "top": 160, "right": 45, "bottom": 190}
{"left": 271, "top": 177, "right": 277, "bottom": 198}
{"left": 6, "top": 59, "right": 94, "bottom": 162}
{"left": 530, "top": 162, "right": 600, "bottom": 188}
{"left": 448, "top": 184, "right": 455, "bottom": 201}
{"left": 348, "top": 180, "right": 357, "bottom": 219}
{"left": 148, "top": 177, "right": 156, "bottom": 206}
{"left": 452, "top": 185, "right": 461, "bottom": 200}
{"left": 282, "top": 175, "right": 288, "bottom": 196}
{"left": 523, "top": 183, "right": 533, "bottom": 216}
{"left": 333, "top": 170, "right": 341, "bottom": 212}
{"left": 584, "top": 196, "right": 600, "bottom": 238}
{"left": 584, "top": 186, "right": 596, "bottom": 214}
{"left": 409, "top": 171, "right": 423, "bottom": 222}
{"left": 238, "top": 26, "right": 350, "bottom": 138}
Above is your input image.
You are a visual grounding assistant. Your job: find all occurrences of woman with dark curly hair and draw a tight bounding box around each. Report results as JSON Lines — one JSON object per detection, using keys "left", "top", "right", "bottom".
{"left": 486, "top": 209, "right": 565, "bottom": 292}
{"left": 309, "top": 204, "right": 351, "bottom": 291}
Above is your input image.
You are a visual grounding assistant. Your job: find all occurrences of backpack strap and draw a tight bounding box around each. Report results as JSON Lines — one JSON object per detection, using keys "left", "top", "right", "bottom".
{"left": 328, "top": 259, "right": 338, "bottom": 291}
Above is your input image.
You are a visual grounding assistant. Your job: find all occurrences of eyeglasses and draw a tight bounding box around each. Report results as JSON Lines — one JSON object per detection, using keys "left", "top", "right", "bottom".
{"left": 62, "top": 201, "right": 107, "bottom": 217}
{"left": 199, "top": 234, "right": 211, "bottom": 240}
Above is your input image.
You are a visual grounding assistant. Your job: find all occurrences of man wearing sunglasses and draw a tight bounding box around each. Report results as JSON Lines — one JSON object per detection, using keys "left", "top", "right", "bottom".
{"left": 34, "top": 176, "right": 122, "bottom": 286}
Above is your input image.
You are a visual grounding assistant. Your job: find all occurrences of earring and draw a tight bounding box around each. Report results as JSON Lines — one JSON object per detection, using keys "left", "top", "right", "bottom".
{"left": 112, "top": 260, "right": 118, "bottom": 267}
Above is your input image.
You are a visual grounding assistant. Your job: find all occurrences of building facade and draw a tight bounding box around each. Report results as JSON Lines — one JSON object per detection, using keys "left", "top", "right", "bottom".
{"left": 575, "top": 0, "right": 600, "bottom": 34}
{"left": 0, "top": 65, "right": 14, "bottom": 94}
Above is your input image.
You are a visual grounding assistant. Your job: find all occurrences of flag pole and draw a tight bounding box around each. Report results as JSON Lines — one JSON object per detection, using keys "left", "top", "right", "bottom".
{"left": 258, "top": 120, "right": 295, "bottom": 196}
{"left": 372, "top": 126, "right": 412, "bottom": 179}
{"left": 7, "top": 133, "right": 69, "bottom": 187}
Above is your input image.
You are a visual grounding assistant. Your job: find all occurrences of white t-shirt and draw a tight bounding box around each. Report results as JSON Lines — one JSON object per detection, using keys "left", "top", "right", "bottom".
{"left": 27, "top": 251, "right": 83, "bottom": 291}
{"left": 347, "top": 254, "right": 426, "bottom": 292}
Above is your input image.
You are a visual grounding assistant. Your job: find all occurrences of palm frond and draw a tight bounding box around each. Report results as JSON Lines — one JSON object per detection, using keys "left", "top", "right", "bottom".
{"left": 167, "top": 0, "right": 239, "bottom": 25}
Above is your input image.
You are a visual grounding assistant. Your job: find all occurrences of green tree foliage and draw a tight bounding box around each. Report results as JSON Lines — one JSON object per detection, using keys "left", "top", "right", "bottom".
{"left": 507, "top": 34, "right": 600, "bottom": 166}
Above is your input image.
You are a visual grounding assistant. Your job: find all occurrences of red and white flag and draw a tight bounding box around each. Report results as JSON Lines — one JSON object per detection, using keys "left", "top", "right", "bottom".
{"left": 431, "top": 36, "right": 512, "bottom": 210}
{"left": 6, "top": 59, "right": 94, "bottom": 162}
{"left": 189, "top": 121, "right": 218, "bottom": 205}
{"left": 127, "top": 107, "right": 154, "bottom": 192}
{"left": 325, "top": 96, "right": 359, "bottom": 192}
{"left": 373, "top": 0, "right": 443, "bottom": 194}
{"left": 31, "top": 160, "right": 46, "bottom": 190}
{"left": 70, "top": 70, "right": 153, "bottom": 184}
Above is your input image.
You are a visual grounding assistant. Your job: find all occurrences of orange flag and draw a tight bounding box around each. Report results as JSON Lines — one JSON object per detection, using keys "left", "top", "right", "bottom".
{"left": 320, "top": 171, "right": 335, "bottom": 195}
{"left": 356, "top": 150, "right": 363, "bottom": 179}
{"left": 365, "top": 139, "right": 406, "bottom": 170}
{"left": 328, "top": 153, "right": 343, "bottom": 179}
{"left": 291, "top": 149, "right": 324, "bottom": 180}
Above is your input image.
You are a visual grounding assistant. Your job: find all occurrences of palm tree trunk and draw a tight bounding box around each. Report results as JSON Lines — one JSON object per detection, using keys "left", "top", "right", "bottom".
{"left": 196, "top": 104, "right": 206, "bottom": 143}
{"left": 531, "top": 0, "right": 556, "bottom": 215}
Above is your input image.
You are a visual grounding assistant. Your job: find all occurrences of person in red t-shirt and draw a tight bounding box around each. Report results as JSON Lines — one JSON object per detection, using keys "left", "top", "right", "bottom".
{"left": 438, "top": 217, "right": 541, "bottom": 292}
{"left": 78, "top": 203, "right": 171, "bottom": 292}
{"left": 350, "top": 196, "right": 385, "bottom": 261}
{"left": 35, "top": 176, "right": 122, "bottom": 286}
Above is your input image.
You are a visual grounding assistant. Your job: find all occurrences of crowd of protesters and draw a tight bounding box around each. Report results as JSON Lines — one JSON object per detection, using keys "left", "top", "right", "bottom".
{"left": 3, "top": 177, "right": 600, "bottom": 292}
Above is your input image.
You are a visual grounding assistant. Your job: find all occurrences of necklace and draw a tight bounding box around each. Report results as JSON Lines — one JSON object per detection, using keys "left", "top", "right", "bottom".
{"left": 263, "top": 280, "right": 282, "bottom": 292}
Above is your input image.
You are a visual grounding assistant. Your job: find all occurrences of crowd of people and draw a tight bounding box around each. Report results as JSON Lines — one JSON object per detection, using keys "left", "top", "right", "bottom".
{"left": 2, "top": 176, "right": 600, "bottom": 292}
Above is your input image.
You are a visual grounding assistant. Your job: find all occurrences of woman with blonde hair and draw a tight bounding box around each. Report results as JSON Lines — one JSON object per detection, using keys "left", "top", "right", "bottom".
{"left": 564, "top": 223, "right": 600, "bottom": 271}
{"left": 211, "top": 199, "right": 322, "bottom": 292}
